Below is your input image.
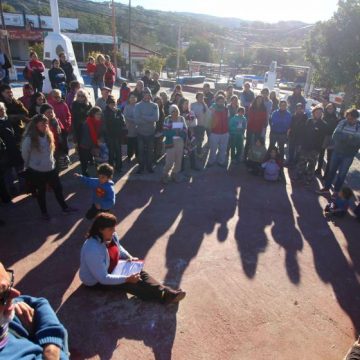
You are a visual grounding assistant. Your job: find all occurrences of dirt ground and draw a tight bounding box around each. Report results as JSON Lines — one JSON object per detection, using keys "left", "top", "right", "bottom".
{"left": 1, "top": 88, "right": 360, "bottom": 360}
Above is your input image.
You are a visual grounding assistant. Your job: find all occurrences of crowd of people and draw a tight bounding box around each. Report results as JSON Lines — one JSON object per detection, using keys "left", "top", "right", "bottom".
{"left": 1, "top": 51, "right": 360, "bottom": 358}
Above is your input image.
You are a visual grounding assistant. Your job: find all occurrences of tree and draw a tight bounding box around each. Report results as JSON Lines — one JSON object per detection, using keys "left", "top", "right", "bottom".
{"left": 185, "top": 39, "right": 213, "bottom": 63}
{"left": 1, "top": 3, "right": 16, "bottom": 12}
{"left": 165, "top": 52, "right": 187, "bottom": 70}
{"left": 305, "top": 0, "right": 360, "bottom": 106}
{"left": 144, "top": 55, "right": 166, "bottom": 73}
{"left": 255, "top": 48, "right": 288, "bottom": 66}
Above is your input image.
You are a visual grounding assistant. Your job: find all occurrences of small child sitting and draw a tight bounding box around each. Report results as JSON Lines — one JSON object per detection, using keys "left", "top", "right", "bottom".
{"left": 229, "top": 107, "right": 247, "bottom": 163}
{"left": 75, "top": 163, "right": 115, "bottom": 220}
{"left": 325, "top": 187, "right": 354, "bottom": 218}
{"left": 246, "top": 138, "right": 267, "bottom": 175}
{"left": 262, "top": 147, "right": 282, "bottom": 181}
{"left": 94, "top": 139, "right": 109, "bottom": 165}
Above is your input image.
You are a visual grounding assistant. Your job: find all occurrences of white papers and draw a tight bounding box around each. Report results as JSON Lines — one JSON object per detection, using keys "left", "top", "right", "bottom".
{"left": 172, "top": 122, "right": 183, "bottom": 129}
{"left": 112, "top": 260, "right": 144, "bottom": 277}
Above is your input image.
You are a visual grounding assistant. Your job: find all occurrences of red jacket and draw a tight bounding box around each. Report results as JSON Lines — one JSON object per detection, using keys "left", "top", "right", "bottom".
{"left": 86, "top": 63, "right": 96, "bottom": 76}
{"left": 210, "top": 107, "right": 229, "bottom": 134}
{"left": 48, "top": 98, "right": 72, "bottom": 132}
{"left": 104, "top": 62, "right": 116, "bottom": 85}
{"left": 247, "top": 108, "right": 267, "bottom": 133}
{"left": 28, "top": 60, "right": 45, "bottom": 73}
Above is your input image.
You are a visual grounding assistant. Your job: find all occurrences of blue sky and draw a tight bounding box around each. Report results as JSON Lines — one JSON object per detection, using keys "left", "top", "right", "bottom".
{"left": 113, "top": 0, "right": 339, "bottom": 23}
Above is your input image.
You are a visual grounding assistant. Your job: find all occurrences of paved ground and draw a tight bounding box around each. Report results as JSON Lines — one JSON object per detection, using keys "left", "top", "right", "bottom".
{"left": 1, "top": 89, "right": 360, "bottom": 359}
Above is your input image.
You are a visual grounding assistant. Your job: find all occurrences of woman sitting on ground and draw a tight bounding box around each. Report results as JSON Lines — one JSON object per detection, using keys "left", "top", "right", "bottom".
{"left": 79, "top": 212, "right": 186, "bottom": 304}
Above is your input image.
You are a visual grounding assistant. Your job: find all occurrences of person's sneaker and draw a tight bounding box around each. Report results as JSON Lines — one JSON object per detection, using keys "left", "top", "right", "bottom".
{"left": 63, "top": 206, "right": 78, "bottom": 213}
{"left": 316, "top": 187, "right": 330, "bottom": 195}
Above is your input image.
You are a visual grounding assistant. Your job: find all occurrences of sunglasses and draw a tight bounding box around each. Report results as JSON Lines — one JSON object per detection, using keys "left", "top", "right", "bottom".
{"left": 0, "top": 269, "right": 14, "bottom": 306}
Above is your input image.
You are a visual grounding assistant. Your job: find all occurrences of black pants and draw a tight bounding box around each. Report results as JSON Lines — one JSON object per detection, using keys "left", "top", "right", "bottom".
{"left": 93, "top": 270, "right": 175, "bottom": 303}
{"left": 127, "top": 137, "right": 138, "bottom": 160}
{"left": 317, "top": 148, "right": 333, "bottom": 178}
{"left": 28, "top": 168, "right": 67, "bottom": 214}
{"left": 85, "top": 204, "right": 109, "bottom": 220}
{"left": 79, "top": 147, "right": 92, "bottom": 176}
{"left": 137, "top": 134, "right": 154, "bottom": 171}
{"left": 107, "top": 137, "right": 122, "bottom": 171}
{"left": 61, "top": 131, "right": 69, "bottom": 155}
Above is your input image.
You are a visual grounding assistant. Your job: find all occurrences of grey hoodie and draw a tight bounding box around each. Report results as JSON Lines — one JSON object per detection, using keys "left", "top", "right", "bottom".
{"left": 134, "top": 100, "right": 159, "bottom": 136}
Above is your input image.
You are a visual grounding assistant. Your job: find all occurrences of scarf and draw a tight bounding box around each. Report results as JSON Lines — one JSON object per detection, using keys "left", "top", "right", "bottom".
{"left": 86, "top": 116, "right": 102, "bottom": 146}
{"left": 0, "top": 324, "right": 9, "bottom": 350}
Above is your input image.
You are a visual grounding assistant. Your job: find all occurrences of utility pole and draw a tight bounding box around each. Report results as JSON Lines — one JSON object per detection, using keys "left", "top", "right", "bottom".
{"left": 176, "top": 25, "right": 181, "bottom": 80}
{"left": 128, "top": 0, "right": 132, "bottom": 80}
{"left": 111, "top": 0, "right": 117, "bottom": 77}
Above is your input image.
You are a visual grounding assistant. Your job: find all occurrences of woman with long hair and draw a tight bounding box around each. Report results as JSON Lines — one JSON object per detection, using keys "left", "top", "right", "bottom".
{"left": 21, "top": 114, "right": 75, "bottom": 219}
{"left": 244, "top": 95, "right": 267, "bottom": 160}
{"left": 92, "top": 54, "right": 107, "bottom": 101}
{"left": 79, "top": 212, "right": 186, "bottom": 304}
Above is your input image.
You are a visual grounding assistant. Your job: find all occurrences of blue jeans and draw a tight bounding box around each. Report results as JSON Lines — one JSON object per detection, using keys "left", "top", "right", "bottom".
{"left": 92, "top": 81, "right": 104, "bottom": 100}
{"left": 324, "top": 151, "right": 354, "bottom": 191}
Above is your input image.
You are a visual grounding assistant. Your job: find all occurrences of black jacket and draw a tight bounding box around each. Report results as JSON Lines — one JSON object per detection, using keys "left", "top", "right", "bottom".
{"left": 289, "top": 113, "right": 308, "bottom": 144}
{"left": 71, "top": 101, "right": 92, "bottom": 143}
{"left": 301, "top": 118, "right": 328, "bottom": 152}
{"left": 103, "top": 106, "right": 125, "bottom": 139}
{"left": 0, "top": 118, "right": 23, "bottom": 167}
{"left": 60, "top": 61, "right": 75, "bottom": 84}
{"left": 49, "top": 67, "right": 67, "bottom": 89}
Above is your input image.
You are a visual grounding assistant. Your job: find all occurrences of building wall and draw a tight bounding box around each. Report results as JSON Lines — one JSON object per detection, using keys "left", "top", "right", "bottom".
{"left": 10, "top": 40, "right": 29, "bottom": 60}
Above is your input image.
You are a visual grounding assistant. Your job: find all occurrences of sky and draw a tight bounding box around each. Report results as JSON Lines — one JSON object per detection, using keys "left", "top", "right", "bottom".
{"left": 115, "top": 0, "right": 339, "bottom": 23}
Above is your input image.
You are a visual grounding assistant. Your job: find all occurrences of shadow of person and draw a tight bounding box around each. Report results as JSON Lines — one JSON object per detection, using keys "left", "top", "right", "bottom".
{"left": 164, "top": 170, "right": 238, "bottom": 288}
{"left": 120, "top": 184, "right": 184, "bottom": 259}
{"left": 58, "top": 285, "right": 178, "bottom": 360}
{"left": 234, "top": 171, "right": 303, "bottom": 283}
{"left": 291, "top": 186, "right": 360, "bottom": 335}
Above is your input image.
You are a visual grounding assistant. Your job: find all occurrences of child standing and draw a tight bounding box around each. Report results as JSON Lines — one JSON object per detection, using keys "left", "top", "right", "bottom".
{"left": 229, "top": 107, "right": 247, "bottom": 164}
{"left": 75, "top": 163, "right": 115, "bottom": 220}
{"left": 324, "top": 187, "right": 354, "bottom": 218}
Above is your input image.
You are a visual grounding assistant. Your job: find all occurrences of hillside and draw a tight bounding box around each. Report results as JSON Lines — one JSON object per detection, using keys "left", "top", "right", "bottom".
{"left": 6, "top": 0, "right": 310, "bottom": 65}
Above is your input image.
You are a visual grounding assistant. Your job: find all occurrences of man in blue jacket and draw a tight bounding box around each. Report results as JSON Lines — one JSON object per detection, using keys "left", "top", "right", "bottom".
{"left": 0, "top": 262, "right": 69, "bottom": 359}
{"left": 269, "top": 100, "right": 292, "bottom": 161}
{"left": 318, "top": 108, "right": 360, "bottom": 196}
